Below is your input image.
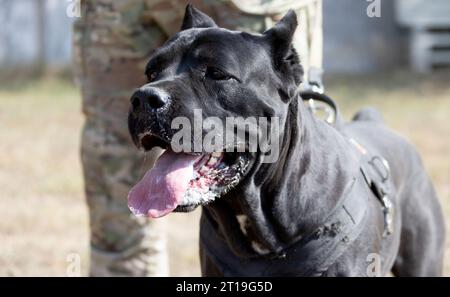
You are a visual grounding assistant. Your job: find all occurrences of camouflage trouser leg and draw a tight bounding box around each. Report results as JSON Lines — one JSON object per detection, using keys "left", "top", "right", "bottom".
{"left": 292, "top": 0, "right": 323, "bottom": 89}
{"left": 81, "top": 120, "right": 167, "bottom": 276}
{"left": 227, "top": 0, "right": 323, "bottom": 88}
{"left": 73, "top": 0, "right": 171, "bottom": 276}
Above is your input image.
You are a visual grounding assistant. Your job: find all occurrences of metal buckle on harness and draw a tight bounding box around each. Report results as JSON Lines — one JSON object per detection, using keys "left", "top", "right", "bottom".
{"left": 369, "top": 155, "right": 394, "bottom": 237}
{"left": 300, "top": 90, "right": 338, "bottom": 125}
{"left": 352, "top": 138, "right": 395, "bottom": 237}
{"left": 368, "top": 156, "right": 390, "bottom": 183}
{"left": 306, "top": 98, "right": 336, "bottom": 124}
{"left": 382, "top": 195, "right": 394, "bottom": 236}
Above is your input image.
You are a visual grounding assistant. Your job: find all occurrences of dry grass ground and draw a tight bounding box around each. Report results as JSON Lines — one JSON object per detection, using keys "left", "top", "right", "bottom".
{"left": 0, "top": 72, "right": 448, "bottom": 276}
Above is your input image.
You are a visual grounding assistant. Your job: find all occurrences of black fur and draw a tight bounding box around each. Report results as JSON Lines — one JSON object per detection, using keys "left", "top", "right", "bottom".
{"left": 128, "top": 5, "right": 446, "bottom": 276}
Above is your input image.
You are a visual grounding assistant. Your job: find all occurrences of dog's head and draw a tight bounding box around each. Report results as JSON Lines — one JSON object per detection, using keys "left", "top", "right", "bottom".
{"left": 128, "top": 5, "right": 303, "bottom": 218}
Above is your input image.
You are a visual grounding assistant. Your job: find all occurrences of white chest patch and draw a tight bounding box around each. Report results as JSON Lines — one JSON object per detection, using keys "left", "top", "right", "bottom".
{"left": 236, "top": 215, "right": 249, "bottom": 235}
{"left": 236, "top": 215, "right": 270, "bottom": 255}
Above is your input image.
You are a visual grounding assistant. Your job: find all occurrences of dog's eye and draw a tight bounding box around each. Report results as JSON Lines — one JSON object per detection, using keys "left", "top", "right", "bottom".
{"left": 147, "top": 71, "right": 158, "bottom": 83}
{"left": 205, "top": 67, "right": 232, "bottom": 81}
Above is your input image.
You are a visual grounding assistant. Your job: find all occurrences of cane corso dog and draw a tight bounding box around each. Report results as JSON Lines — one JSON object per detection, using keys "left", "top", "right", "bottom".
{"left": 127, "top": 5, "right": 445, "bottom": 276}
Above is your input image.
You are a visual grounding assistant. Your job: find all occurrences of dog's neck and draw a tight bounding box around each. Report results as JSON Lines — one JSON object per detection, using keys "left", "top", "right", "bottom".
{"left": 204, "top": 95, "right": 361, "bottom": 257}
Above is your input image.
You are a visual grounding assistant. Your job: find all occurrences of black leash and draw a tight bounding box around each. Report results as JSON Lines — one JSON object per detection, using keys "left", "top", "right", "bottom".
{"left": 299, "top": 90, "right": 342, "bottom": 127}
{"left": 300, "top": 91, "right": 338, "bottom": 112}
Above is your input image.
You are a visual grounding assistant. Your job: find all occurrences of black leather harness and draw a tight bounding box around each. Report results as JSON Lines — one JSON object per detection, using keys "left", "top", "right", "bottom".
{"left": 200, "top": 92, "right": 395, "bottom": 276}
{"left": 300, "top": 90, "right": 394, "bottom": 237}
{"left": 201, "top": 171, "right": 370, "bottom": 276}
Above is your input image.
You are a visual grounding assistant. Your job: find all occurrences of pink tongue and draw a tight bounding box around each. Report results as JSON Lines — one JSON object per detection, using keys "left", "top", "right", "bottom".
{"left": 128, "top": 150, "right": 200, "bottom": 218}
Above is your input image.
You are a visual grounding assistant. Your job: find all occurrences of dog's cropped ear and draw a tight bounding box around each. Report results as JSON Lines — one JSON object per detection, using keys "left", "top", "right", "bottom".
{"left": 263, "top": 10, "right": 303, "bottom": 86}
{"left": 181, "top": 4, "right": 217, "bottom": 30}
{"left": 263, "top": 10, "right": 297, "bottom": 67}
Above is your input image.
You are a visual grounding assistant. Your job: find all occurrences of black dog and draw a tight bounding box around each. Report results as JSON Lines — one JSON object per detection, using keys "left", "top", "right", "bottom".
{"left": 127, "top": 5, "right": 445, "bottom": 276}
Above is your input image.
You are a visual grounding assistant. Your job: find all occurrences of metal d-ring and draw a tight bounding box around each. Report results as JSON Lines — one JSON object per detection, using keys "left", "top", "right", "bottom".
{"left": 307, "top": 99, "right": 335, "bottom": 124}
{"left": 368, "top": 156, "right": 390, "bottom": 183}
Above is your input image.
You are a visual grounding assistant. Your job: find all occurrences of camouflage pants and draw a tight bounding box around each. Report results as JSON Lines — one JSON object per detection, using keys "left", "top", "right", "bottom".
{"left": 73, "top": 0, "right": 322, "bottom": 276}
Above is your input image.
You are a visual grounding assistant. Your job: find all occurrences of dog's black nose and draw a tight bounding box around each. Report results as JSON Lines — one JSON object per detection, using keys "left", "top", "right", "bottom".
{"left": 131, "top": 87, "right": 169, "bottom": 112}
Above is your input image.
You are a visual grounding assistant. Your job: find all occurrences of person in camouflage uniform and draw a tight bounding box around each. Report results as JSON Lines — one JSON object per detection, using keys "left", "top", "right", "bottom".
{"left": 73, "top": 0, "right": 323, "bottom": 276}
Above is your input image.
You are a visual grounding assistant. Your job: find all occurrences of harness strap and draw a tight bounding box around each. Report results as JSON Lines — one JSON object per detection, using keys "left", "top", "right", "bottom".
{"left": 358, "top": 149, "right": 395, "bottom": 237}
{"left": 300, "top": 90, "right": 395, "bottom": 237}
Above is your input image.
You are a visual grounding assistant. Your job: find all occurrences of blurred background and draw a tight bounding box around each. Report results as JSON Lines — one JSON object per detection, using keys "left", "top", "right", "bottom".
{"left": 0, "top": 0, "right": 449, "bottom": 276}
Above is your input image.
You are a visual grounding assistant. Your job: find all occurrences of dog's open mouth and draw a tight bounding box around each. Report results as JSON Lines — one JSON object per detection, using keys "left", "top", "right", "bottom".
{"left": 127, "top": 134, "right": 252, "bottom": 218}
